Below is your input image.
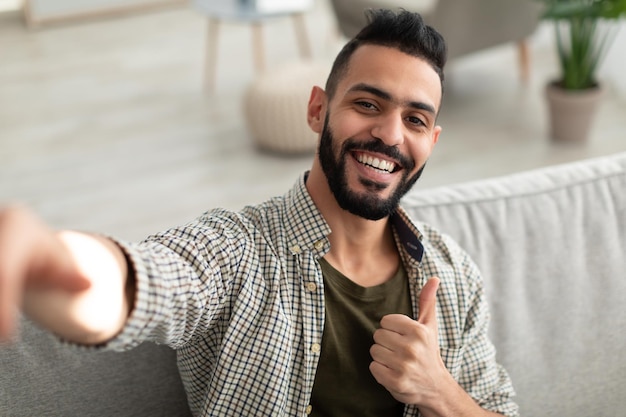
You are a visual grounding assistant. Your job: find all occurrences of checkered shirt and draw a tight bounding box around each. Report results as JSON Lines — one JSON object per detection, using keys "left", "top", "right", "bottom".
{"left": 107, "top": 173, "right": 519, "bottom": 417}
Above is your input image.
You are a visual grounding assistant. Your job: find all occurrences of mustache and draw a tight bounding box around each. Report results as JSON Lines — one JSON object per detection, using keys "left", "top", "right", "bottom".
{"left": 341, "top": 138, "right": 415, "bottom": 172}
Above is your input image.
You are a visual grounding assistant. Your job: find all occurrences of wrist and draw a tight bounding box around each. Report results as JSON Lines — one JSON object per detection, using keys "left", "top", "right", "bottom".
{"left": 416, "top": 371, "right": 468, "bottom": 417}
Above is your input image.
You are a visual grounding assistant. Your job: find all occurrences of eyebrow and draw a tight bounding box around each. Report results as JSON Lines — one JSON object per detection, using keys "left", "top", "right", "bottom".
{"left": 348, "top": 82, "right": 437, "bottom": 115}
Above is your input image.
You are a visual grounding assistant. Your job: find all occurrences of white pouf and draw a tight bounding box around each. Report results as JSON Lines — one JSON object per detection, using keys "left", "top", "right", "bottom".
{"left": 244, "top": 60, "right": 330, "bottom": 154}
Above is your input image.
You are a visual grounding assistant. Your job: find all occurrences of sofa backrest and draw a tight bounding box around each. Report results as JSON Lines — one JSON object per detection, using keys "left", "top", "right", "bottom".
{"left": 0, "top": 318, "right": 192, "bottom": 417}
{"left": 402, "top": 153, "right": 626, "bottom": 416}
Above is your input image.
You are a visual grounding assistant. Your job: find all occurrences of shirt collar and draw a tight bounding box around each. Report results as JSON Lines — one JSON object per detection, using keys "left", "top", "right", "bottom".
{"left": 391, "top": 207, "right": 424, "bottom": 263}
{"left": 283, "top": 173, "right": 332, "bottom": 256}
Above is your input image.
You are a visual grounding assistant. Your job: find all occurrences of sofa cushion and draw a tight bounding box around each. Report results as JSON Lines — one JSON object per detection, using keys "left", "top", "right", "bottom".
{"left": 401, "top": 152, "right": 626, "bottom": 417}
{"left": 0, "top": 318, "right": 192, "bottom": 417}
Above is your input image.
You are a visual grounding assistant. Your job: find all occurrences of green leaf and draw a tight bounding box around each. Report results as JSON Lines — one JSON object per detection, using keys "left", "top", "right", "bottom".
{"left": 536, "top": 0, "right": 626, "bottom": 89}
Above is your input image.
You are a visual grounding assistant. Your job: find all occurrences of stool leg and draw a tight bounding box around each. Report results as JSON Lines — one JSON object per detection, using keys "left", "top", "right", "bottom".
{"left": 517, "top": 39, "right": 530, "bottom": 83}
{"left": 204, "top": 17, "right": 219, "bottom": 94}
{"left": 292, "top": 13, "right": 312, "bottom": 59}
{"left": 252, "top": 22, "right": 265, "bottom": 72}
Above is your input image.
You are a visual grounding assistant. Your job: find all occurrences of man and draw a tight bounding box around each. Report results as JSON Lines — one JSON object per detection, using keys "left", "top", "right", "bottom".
{"left": 0, "top": 9, "right": 518, "bottom": 417}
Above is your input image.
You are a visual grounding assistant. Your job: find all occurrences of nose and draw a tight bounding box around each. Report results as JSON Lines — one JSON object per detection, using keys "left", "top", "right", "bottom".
{"left": 370, "top": 111, "right": 405, "bottom": 147}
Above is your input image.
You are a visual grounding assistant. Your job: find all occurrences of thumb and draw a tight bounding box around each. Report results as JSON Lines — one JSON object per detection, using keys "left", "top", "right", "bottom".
{"left": 417, "top": 277, "right": 439, "bottom": 325}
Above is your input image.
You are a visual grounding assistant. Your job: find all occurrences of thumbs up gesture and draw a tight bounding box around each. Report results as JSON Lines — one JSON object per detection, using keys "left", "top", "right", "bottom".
{"left": 369, "top": 277, "right": 448, "bottom": 406}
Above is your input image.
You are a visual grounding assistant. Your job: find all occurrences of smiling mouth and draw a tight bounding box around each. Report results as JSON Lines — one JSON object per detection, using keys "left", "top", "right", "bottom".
{"left": 354, "top": 152, "right": 398, "bottom": 173}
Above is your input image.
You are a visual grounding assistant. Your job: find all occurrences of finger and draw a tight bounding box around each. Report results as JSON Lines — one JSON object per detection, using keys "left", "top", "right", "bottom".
{"left": 417, "top": 277, "right": 439, "bottom": 325}
{"left": 370, "top": 342, "right": 395, "bottom": 367}
{"left": 372, "top": 326, "right": 405, "bottom": 352}
{"left": 369, "top": 360, "right": 394, "bottom": 386}
{"left": 378, "top": 313, "right": 416, "bottom": 335}
{"left": 369, "top": 360, "right": 413, "bottom": 404}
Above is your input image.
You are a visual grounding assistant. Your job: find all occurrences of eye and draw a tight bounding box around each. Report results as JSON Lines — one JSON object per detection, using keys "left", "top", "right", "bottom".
{"left": 406, "top": 115, "right": 426, "bottom": 127}
{"left": 355, "top": 101, "right": 378, "bottom": 111}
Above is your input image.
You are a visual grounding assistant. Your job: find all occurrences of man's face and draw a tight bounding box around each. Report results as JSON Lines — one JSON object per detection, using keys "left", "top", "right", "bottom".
{"left": 316, "top": 44, "right": 442, "bottom": 220}
{"left": 318, "top": 116, "right": 426, "bottom": 220}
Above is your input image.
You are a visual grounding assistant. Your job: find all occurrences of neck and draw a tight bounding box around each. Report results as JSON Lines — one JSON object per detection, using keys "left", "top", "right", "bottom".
{"left": 306, "top": 161, "right": 400, "bottom": 287}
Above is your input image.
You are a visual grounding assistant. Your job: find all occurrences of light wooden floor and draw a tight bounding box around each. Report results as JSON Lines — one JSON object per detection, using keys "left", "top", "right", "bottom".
{"left": 1, "top": 1, "right": 625, "bottom": 241}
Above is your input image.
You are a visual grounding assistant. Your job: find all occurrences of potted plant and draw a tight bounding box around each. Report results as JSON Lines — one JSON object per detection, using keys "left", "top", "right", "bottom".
{"left": 537, "top": 0, "right": 626, "bottom": 142}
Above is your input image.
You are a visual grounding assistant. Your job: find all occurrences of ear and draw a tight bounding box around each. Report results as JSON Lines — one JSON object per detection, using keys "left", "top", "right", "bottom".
{"left": 431, "top": 125, "right": 442, "bottom": 148}
{"left": 307, "top": 86, "right": 327, "bottom": 134}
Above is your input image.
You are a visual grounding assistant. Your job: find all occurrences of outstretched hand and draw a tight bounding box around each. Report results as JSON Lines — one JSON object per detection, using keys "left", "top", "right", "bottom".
{"left": 369, "top": 277, "right": 447, "bottom": 406}
{"left": 0, "top": 206, "right": 91, "bottom": 342}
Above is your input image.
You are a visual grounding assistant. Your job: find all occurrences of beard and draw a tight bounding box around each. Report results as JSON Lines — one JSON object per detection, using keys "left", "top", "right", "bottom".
{"left": 317, "top": 116, "right": 426, "bottom": 221}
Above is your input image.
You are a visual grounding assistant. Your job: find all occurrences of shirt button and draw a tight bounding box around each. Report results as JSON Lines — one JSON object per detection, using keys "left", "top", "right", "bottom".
{"left": 305, "top": 404, "right": 313, "bottom": 415}
{"left": 311, "top": 343, "right": 321, "bottom": 353}
{"left": 313, "top": 240, "right": 324, "bottom": 250}
{"left": 290, "top": 244, "right": 302, "bottom": 254}
{"left": 305, "top": 282, "right": 317, "bottom": 292}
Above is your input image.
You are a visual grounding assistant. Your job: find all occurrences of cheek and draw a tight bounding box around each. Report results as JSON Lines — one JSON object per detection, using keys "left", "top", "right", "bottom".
{"left": 408, "top": 135, "right": 436, "bottom": 164}
{"left": 330, "top": 111, "right": 370, "bottom": 141}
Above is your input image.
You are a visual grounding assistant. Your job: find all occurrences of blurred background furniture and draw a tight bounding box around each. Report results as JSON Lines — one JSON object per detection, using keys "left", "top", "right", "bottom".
{"left": 327, "top": 0, "right": 542, "bottom": 81}
{"left": 244, "top": 60, "right": 329, "bottom": 154}
{"left": 193, "top": 0, "right": 314, "bottom": 93}
{"left": 23, "top": 0, "right": 185, "bottom": 28}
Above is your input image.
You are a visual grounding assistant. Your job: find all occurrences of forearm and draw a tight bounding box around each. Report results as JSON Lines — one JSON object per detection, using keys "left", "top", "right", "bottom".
{"left": 23, "top": 231, "right": 134, "bottom": 345}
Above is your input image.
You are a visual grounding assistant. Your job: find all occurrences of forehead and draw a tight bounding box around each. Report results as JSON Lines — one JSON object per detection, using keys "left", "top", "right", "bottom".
{"left": 335, "top": 44, "right": 442, "bottom": 111}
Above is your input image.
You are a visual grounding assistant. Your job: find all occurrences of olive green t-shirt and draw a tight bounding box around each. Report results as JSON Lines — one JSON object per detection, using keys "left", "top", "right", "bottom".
{"left": 310, "top": 258, "right": 413, "bottom": 417}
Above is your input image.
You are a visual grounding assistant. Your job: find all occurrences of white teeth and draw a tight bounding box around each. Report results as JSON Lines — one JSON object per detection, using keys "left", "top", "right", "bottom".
{"left": 357, "top": 153, "right": 396, "bottom": 173}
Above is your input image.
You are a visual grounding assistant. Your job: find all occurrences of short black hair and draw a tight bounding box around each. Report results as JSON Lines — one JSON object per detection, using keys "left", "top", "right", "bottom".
{"left": 325, "top": 9, "right": 447, "bottom": 99}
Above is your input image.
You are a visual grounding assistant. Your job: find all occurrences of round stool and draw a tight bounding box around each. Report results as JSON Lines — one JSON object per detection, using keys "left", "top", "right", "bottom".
{"left": 244, "top": 60, "right": 330, "bottom": 154}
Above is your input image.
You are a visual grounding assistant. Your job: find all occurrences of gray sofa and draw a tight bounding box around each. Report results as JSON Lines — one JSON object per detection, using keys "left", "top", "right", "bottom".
{"left": 1, "top": 152, "right": 625, "bottom": 416}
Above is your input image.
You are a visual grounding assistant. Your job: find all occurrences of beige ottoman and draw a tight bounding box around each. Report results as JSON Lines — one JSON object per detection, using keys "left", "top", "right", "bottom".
{"left": 244, "top": 60, "right": 330, "bottom": 154}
